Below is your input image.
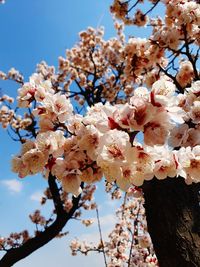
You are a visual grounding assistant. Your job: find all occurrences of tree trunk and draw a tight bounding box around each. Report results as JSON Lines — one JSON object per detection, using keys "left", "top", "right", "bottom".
{"left": 142, "top": 177, "right": 200, "bottom": 267}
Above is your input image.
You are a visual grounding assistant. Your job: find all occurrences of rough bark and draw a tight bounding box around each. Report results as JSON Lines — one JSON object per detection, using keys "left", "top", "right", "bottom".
{"left": 143, "top": 177, "right": 200, "bottom": 267}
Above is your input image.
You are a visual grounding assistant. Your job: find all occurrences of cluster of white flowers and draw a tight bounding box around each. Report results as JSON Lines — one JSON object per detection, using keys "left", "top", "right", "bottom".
{"left": 111, "top": 0, "right": 200, "bottom": 38}
{"left": 0, "top": 68, "right": 24, "bottom": 84}
{"left": 10, "top": 75, "right": 200, "bottom": 196}
{"left": 110, "top": 0, "right": 149, "bottom": 26}
{"left": 0, "top": 95, "right": 33, "bottom": 129}
{"left": 0, "top": 230, "right": 30, "bottom": 250}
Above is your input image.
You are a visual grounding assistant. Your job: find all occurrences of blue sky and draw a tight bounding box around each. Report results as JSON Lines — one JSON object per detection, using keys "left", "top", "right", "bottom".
{"left": 0, "top": 1, "right": 164, "bottom": 266}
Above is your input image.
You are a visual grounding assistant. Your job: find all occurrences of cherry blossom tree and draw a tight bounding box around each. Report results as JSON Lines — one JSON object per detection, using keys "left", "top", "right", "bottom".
{"left": 0, "top": 0, "right": 200, "bottom": 266}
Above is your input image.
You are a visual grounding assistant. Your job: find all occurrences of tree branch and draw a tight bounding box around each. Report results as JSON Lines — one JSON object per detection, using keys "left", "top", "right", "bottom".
{"left": 0, "top": 174, "right": 82, "bottom": 267}
{"left": 96, "top": 207, "right": 108, "bottom": 267}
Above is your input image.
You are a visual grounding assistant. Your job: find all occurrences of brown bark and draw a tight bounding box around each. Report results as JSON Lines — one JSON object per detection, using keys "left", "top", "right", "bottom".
{"left": 142, "top": 177, "right": 200, "bottom": 267}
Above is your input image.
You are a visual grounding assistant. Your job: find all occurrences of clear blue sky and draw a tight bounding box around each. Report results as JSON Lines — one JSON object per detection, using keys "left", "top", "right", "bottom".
{"left": 0, "top": 1, "right": 163, "bottom": 266}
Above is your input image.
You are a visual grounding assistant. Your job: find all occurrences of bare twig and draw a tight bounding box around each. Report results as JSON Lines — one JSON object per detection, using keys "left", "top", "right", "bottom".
{"left": 96, "top": 207, "right": 108, "bottom": 267}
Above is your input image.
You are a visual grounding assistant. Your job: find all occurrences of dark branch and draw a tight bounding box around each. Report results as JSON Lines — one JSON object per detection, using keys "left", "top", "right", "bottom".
{"left": 0, "top": 174, "right": 82, "bottom": 267}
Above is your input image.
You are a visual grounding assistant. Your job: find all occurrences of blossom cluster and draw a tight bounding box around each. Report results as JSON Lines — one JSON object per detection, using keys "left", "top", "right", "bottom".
{"left": 110, "top": 0, "right": 200, "bottom": 33}
{"left": 0, "top": 95, "right": 32, "bottom": 130}
{"left": 58, "top": 25, "right": 167, "bottom": 104}
{"left": 10, "top": 72, "right": 200, "bottom": 196}
{"left": 57, "top": 0, "right": 199, "bottom": 108}
{"left": 0, "top": 231, "right": 30, "bottom": 250}
{"left": 0, "top": 68, "right": 24, "bottom": 84}
{"left": 110, "top": 0, "right": 200, "bottom": 87}
{"left": 110, "top": 0, "right": 149, "bottom": 26}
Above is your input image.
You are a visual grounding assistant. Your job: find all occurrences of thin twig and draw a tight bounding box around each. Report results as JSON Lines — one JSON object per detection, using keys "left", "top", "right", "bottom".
{"left": 96, "top": 207, "right": 108, "bottom": 267}
{"left": 127, "top": 199, "right": 142, "bottom": 267}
